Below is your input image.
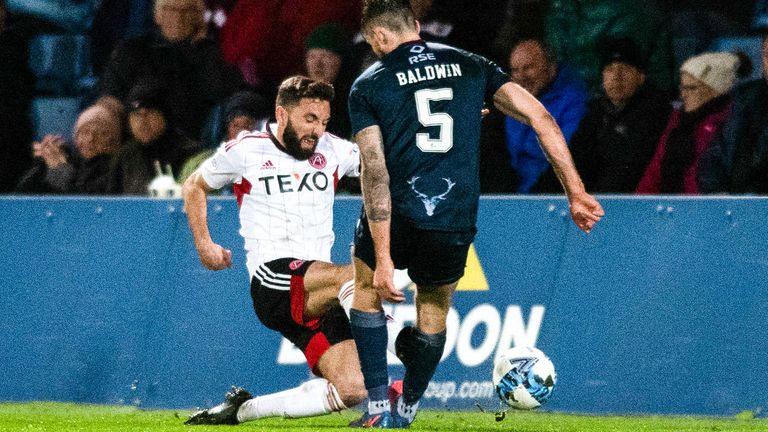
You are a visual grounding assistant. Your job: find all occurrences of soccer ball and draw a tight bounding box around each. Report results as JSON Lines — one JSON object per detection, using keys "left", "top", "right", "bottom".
{"left": 492, "top": 346, "right": 557, "bottom": 410}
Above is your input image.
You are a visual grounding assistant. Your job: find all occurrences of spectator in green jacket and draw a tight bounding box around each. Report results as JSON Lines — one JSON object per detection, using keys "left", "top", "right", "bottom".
{"left": 545, "top": 0, "right": 674, "bottom": 96}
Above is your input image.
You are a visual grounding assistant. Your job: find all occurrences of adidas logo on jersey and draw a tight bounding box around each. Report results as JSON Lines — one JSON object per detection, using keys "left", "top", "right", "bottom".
{"left": 261, "top": 160, "right": 276, "bottom": 170}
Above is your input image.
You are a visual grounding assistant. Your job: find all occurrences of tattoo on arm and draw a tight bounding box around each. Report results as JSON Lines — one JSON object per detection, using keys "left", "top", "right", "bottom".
{"left": 355, "top": 127, "right": 391, "bottom": 222}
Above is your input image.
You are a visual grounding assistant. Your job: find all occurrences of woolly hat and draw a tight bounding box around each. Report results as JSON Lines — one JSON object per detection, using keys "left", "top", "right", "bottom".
{"left": 601, "top": 37, "right": 648, "bottom": 72}
{"left": 305, "top": 23, "right": 348, "bottom": 57}
{"left": 680, "top": 52, "right": 740, "bottom": 95}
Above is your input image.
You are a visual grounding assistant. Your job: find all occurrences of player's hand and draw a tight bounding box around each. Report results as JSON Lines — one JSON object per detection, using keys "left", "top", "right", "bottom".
{"left": 568, "top": 192, "right": 604, "bottom": 233}
{"left": 196, "top": 241, "right": 232, "bottom": 270}
{"left": 373, "top": 257, "right": 403, "bottom": 303}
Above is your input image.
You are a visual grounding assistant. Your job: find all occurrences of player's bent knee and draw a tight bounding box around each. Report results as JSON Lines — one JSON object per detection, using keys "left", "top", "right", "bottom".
{"left": 334, "top": 380, "right": 367, "bottom": 408}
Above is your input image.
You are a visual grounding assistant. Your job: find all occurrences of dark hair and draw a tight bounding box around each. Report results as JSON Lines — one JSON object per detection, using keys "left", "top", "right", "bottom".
{"left": 361, "top": 0, "right": 417, "bottom": 34}
{"left": 276, "top": 75, "right": 335, "bottom": 108}
{"left": 510, "top": 37, "right": 557, "bottom": 66}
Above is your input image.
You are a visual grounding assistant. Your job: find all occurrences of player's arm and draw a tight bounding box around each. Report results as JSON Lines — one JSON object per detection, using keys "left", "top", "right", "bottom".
{"left": 182, "top": 170, "right": 232, "bottom": 270}
{"left": 355, "top": 125, "right": 403, "bottom": 303}
{"left": 493, "top": 82, "right": 604, "bottom": 233}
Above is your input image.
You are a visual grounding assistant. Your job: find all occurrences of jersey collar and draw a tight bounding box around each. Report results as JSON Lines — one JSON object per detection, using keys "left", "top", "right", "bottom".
{"left": 266, "top": 121, "right": 293, "bottom": 158}
{"left": 382, "top": 39, "right": 426, "bottom": 64}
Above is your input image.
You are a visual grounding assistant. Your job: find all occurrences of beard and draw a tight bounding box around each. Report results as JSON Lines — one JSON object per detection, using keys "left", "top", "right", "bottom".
{"left": 283, "top": 118, "right": 318, "bottom": 161}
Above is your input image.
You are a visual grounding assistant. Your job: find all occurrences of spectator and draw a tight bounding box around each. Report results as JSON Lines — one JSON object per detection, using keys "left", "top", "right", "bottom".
{"left": 101, "top": 0, "right": 243, "bottom": 140}
{"left": 16, "top": 103, "right": 123, "bottom": 194}
{"left": 199, "top": 89, "right": 271, "bottom": 149}
{"left": 546, "top": 0, "right": 674, "bottom": 95}
{"left": 637, "top": 52, "right": 739, "bottom": 194}
{"left": 504, "top": 38, "right": 588, "bottom": 193}
{"left": 567, "top": 38, "right": 671, "bottom": 193}
{"left": 0, "top": 0, "right": 35, "bottom": 193}
{"left": 698, "top": 35, "right": 768, "bottom": 194}
{"left": 91, "top": 0, "right": 238, "bottom": 76}
{"left": 219, "top": 90, "right": 270, "bottom": 143}
{"left": 108, "top": 80, "right": 200, "bottom": 194}
{"left": 179, "top": 90, "right": 271, "bottom": 183}
{"left": 304, "top": 23, "right": 353, "bottom": 138}
{"left": 219, "top": 0, "right": 359, "bottom": 94}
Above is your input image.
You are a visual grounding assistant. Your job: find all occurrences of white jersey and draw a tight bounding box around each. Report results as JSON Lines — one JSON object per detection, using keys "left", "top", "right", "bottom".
{"left": 199, "top": 123, "right": 360, "bottom": 278}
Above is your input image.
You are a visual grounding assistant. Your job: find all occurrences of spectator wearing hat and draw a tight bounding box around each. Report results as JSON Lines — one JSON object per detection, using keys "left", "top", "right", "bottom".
{"left": 501, "top": 38, "right": 589, "bottom": 193}
{"left": 565, "top": 38, "right": 671, "bottom": 193}
{"left": 108, "top": 80, "right": 200, "bottom": 194}
{"left": 15, "top": 103, "right": 123, "bottom": 194}
{"left": 636, "top": 52, "right": 739, "bottom": 194}
{"left": 303, "top": 23, "right": 353, "bottom": 138}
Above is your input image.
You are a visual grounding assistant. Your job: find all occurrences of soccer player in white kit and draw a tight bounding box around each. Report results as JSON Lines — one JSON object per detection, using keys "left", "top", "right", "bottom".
{"left": 183, "top": 76, "right": 371, "bottom": 425}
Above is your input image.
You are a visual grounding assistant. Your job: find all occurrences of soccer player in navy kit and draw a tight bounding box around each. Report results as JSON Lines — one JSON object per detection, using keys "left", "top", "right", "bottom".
{"left": 347, "top": 0, "right": 605, "bottom": 428}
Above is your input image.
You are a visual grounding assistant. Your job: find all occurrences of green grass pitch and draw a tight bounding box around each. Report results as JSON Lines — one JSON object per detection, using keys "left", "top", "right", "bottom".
{"left": 0, "top": 403, "right": 765, "bottom": 432}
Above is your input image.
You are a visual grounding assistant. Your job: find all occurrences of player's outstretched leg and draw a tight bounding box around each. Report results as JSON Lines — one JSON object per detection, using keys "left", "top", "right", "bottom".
{"left": 186, "top": 379, "right": 348, "bottom": 425}
{"left": 185, "top": 386, "right": 252, "bottom": 425}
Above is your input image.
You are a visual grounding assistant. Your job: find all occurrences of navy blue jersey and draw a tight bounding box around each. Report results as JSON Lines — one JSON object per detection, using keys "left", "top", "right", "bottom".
{"left": 349, "top": 40, "right": 509, "bottom": 230}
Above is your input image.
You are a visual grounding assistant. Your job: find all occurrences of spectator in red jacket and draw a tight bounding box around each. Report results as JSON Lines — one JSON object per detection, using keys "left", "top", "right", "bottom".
{"left": 636, "top": 52, "right": 740, "bottom": 194}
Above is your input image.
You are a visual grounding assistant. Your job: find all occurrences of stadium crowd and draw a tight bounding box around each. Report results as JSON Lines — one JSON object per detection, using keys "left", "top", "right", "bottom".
{"left": 2, "top": 0, "right": 768, "bottom": 195}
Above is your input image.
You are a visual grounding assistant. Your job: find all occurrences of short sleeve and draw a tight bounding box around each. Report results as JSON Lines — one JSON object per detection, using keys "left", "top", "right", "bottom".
{"left": 348, "top": 82, "right": 378, "bottom": 137}
{"left": 199, "top": 139, "right": 245, "bottom": 189}
{"left": 479, "top": 56, "right": 510, "bottom": 101}
{"left": 337, "top": 140, "right": 361, "bottom": 178}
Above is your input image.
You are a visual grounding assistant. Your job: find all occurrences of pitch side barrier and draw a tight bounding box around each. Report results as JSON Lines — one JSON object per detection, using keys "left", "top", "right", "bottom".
{"left": 0, "top": 196, "right": 766, "bottom": 415}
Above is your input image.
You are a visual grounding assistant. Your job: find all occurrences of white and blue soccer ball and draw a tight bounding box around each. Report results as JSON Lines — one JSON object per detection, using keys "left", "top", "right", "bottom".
{"left": 492, "top": 346, "right": 557, "bottom": 410}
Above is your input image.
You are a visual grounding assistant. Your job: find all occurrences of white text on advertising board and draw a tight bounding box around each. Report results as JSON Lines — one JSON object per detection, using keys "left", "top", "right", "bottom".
{"left": 277, "top": 304, "right": 545, "bottom": 366}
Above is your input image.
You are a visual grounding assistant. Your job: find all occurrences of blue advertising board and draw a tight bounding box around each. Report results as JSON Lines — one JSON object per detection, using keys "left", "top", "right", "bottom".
{"left": 0, "top": 196, "right": 766, "bottom": 415}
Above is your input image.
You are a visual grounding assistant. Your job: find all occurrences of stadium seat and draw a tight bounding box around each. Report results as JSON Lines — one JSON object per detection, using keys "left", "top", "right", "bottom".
{"left": 30, "top": 97, "right": 83, "bottom": 143}
{"left": 28, "top": 34, "right": 95, "bottom": 96}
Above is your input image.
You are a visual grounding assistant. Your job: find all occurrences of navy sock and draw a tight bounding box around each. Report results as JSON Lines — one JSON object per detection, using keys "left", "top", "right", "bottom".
{"left": 395, "top": 326, "right": 447, "bottom": 405}
{"left": 349, "top": 309, "right": 390, "bottom": 399}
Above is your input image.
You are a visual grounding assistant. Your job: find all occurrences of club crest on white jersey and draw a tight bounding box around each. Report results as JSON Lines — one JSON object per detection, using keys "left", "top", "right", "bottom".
{"left": 199, "top": 124, "right": 360, "bottom": 278}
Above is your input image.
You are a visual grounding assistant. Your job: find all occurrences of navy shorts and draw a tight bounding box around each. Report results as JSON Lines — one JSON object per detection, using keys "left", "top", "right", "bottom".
{"left": 353, "top": 212, "right": 476, "bottom": 286}
{"left": 250, "top": 258, "right": 352, "bottom": 375}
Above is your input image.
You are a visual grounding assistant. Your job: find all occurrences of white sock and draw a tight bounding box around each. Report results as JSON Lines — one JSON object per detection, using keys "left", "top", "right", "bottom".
{"left": 236, "top": 378, "right": 346, "bottom": 422}
{"left": 396, "top": 397, "right": 419, "bottom": 423}
{"left": 338, "top": 280, "right": 401, "bottom": 355}
{"left": 367, "top": 398, "right": 391, "bottom": 415}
